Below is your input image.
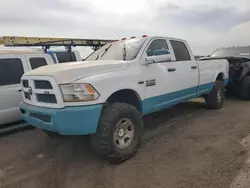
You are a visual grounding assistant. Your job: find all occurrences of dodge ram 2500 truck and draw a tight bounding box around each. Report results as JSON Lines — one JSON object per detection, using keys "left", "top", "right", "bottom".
{"left": 20, "top": 36, "right": 229, "bottom": 162}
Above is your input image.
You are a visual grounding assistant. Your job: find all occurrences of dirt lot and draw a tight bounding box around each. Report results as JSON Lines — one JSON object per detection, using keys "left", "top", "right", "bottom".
{"left": 1, "top": 98, "right": 250, "bottom": 188}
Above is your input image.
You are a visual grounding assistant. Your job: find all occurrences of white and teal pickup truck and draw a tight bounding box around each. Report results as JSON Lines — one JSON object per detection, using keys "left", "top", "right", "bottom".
{"left": 20, "top": 36, "right": 229, "bottom": 162}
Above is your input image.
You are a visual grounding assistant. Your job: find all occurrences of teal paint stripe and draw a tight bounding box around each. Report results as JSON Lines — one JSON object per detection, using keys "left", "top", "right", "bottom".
{"left": 142, "top": 82, "right": 214, "bottom": 115}
{"left": 196, "top": 82, "right": 214, "bottom": 95}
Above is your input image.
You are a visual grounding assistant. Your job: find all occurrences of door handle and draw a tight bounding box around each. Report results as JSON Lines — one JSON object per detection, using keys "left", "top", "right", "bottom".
{"left": 191, "top": 66, "right": 197, "bottom": 69}
{"left": 18, "top": 89, "right": 22, "bottom": 92}
{"left": 168, "top": 68, "right": 176, "bottom": 72}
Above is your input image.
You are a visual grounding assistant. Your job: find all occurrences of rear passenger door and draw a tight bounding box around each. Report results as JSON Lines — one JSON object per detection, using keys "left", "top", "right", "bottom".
{"left": 0, "top": 55, "right": 29, "bottom": 125}
{"left": 169, "top": 40, "right": 199, "bottom": 98}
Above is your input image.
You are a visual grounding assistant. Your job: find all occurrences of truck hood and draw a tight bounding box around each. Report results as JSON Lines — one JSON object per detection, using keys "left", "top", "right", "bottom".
{"left": 24, "top": 60, "right": 130, "bottom": 84}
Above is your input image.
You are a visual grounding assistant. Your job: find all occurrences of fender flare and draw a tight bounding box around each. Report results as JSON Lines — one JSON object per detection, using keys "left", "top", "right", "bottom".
{"left": 213, "top": 72, "right": 225, "bottom": 82}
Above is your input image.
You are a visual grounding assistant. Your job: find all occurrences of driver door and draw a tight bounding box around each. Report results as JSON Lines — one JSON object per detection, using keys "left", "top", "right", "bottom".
{"left": 141, "top": 38, "right": 178, "bottom": 114}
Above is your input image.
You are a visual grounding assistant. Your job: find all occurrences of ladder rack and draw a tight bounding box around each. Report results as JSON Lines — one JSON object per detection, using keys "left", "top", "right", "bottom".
{"left": 0, "top": 36, "right": 115, "bottom": 51}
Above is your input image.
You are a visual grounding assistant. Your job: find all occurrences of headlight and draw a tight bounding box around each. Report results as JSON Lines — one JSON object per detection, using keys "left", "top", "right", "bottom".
{"left": 60, "top": 84, "right": 100, "bottom": 102}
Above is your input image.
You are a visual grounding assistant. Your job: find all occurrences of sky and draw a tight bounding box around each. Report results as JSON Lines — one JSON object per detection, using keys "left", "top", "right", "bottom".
{"left": 0, "top": 0, "right": 250, "bottom": 57}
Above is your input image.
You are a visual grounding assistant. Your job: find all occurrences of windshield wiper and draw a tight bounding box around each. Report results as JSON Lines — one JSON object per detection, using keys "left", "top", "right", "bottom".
{"left": 100, "top": 44, "right": 112, "bottom": 58}
{"left": 123, "top": 42, "right": 126, "bottom": 60}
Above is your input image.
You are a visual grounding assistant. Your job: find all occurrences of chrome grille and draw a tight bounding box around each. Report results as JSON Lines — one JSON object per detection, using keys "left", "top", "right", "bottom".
{"left": 37, "top": 94, "right": 57, "bottom": 103}
{"left": 22, "top": 76, "right": 64, "bottom": 108}
{"left": 34, "top": 80, "right": 53, "bottom": 89}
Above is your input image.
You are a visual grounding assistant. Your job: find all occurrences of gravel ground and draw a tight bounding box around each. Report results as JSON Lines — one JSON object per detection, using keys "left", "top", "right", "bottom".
{"left": 0, "top": 98, "right": 250, "bottom": 188}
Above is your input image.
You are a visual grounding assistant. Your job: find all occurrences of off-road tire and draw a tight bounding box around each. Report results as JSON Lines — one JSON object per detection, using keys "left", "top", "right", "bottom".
{"left": 205, "top": 80, "right": 225, "bottom": 109}
{"left": 238, "top": 76, "right": 250, "bottom": 100}
{"left": 90, "top": 103, "right": 143, "bottom": 163}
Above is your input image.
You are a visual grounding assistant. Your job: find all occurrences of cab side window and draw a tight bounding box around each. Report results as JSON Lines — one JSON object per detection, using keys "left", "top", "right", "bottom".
{"left": 0, "top": 58, "right": 24, "bottom": 86}
{"left": 55, "top": 52, "right": 76, "bottom": 63}
{"left": 170, "top": 40, "right": 191, "bottom": 61}
{"left": 146, "top": 39, "right": 169, "bottom": 57}
{"left": 29, "top": 57, "right": 47, "bottom": 70}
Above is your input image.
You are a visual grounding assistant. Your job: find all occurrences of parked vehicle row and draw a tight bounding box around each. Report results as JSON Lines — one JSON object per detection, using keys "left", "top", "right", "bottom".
{"left": 19, "top": 36, "right": 229, "bottom": 162}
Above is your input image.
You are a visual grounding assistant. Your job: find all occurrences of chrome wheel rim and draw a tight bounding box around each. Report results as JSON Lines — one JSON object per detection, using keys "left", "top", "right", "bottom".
{"left": 217, "top": 89, "right": 222, "bottom": 103}
{"left": 113, "top": 118, "right": 135, "bottom": 150}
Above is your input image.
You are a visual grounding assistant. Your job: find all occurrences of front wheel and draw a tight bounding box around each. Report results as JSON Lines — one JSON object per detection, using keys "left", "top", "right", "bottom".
{"left": 205, "top": 80, "right": 225, "bottom": 109}
{"left": 90, "top": 103, "right": 143, "bottom": 163}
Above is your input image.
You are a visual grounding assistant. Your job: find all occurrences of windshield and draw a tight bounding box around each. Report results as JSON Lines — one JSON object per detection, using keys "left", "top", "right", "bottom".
{"left": 211, "top": 47, "right": 250, "bottom": 58}
{"left": 85, "top": 38, "right": 147, "bottom": 61}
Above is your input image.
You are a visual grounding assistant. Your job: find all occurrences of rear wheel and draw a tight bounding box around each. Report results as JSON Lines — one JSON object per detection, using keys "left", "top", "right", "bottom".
{"left": 90, "top": 103, "right": 143, "bottom": 163}
{"left": 238, "top": 76, "right": 250, "bottom": 100}
{"left": 205, "top": 81, "right": 225, "bottom": 109}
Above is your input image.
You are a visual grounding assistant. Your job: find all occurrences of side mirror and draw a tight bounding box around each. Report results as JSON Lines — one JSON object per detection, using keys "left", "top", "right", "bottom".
{"left": 145, "top": 54, "right": 172, "bottom": 64}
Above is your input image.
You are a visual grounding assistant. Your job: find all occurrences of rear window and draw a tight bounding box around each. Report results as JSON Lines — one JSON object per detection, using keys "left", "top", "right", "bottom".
{"left": 29, "top": 57, "right": 47, "bottom": 70}
{"left": 54, "top": 52, "right": 76, "bottom": 63}
{"left": 0, "top": 58, "right": 24, "bottom": 86}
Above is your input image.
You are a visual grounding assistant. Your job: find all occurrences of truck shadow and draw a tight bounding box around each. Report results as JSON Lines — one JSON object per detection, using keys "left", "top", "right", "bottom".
{"left": 144, "top": 101, "right": 204, "bottom": 128}
{"left": 142, "top": 100, "right": 206, "bottom": 141}
{"left": 143, "top": 95, "right": 244, "bottom": 141}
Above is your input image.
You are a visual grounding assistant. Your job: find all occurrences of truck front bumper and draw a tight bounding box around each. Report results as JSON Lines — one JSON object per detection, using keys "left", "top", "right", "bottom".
{"left": 20, "top": 102, "right": 103, "bottom": 135}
